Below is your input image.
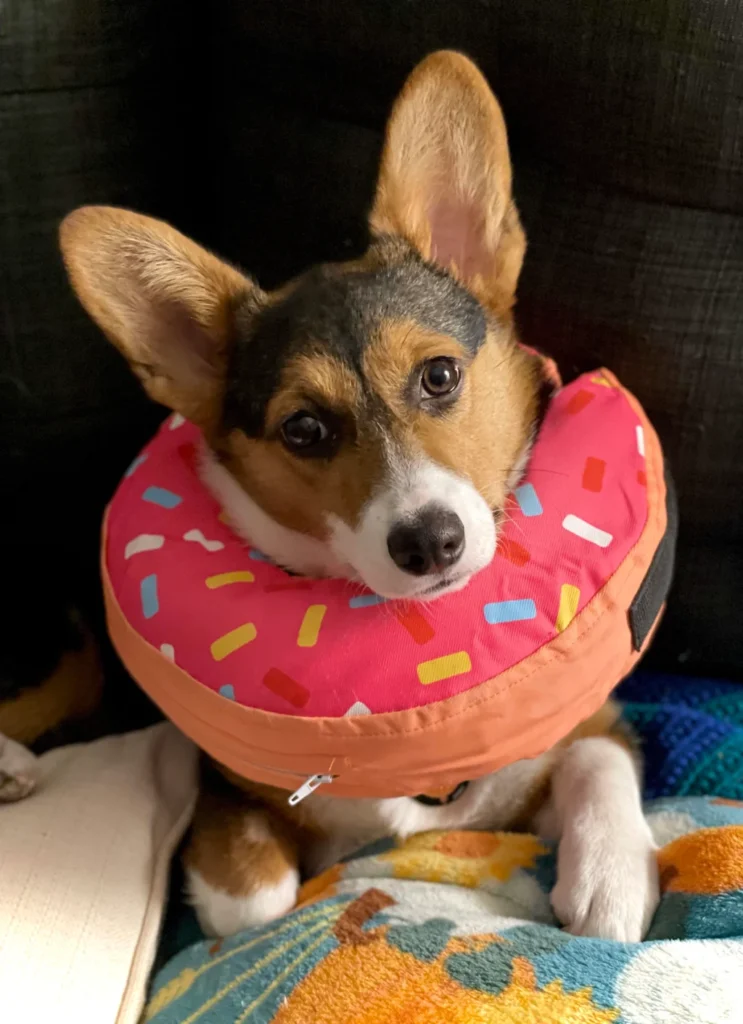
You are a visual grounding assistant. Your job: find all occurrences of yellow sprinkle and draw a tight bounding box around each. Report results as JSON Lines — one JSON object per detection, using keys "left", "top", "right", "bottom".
{"left": 297, "top": 604, "right": 327, "bottom": 647}
{"left": 218, "top": 510, "right": 231, "bottom": 524}
{"left": 205, "top": 570, "right": 255, "bottom": 589}
{"left": 591, "top": 375, "right": 614, "bottom": 388}
{"left": 210, "top": 622, "right": 257, "bottom": 661}
{"left": 556, "top": 583, "right": 581, "bottom": 632}
{"left": 417, "top": 651, "right": 472, "bottom": 685}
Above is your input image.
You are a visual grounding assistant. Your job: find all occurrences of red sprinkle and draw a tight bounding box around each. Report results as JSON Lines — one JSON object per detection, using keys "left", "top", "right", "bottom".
{"left": 565, "top": 389, "right": 595, "bottom": 415}
{"left": 637, "top": 469, "right": 647, "bottom": 487}
{"left": 497, "top": 538, "right": 530, "bottom": 567}
{"left": 394, "top": 607, "right": 435, "bottom": 645}
{"left": 582, "top": 456, "right": 606, "bottom": 493}
{"left": 263, "top": 668, "right": 310, "bottom": 708}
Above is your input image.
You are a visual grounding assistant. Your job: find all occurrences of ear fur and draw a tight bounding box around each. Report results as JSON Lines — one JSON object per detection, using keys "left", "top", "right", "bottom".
{"left": 371, "top": 51, "right": 525, "bottom": 314}
{"left": 60, "top": 206, "right": 258, "bottom": 429}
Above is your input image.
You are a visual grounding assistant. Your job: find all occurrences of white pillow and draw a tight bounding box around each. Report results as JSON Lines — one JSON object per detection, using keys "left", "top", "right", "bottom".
{"left": 0, "top": 723, "right": 197, "bottom": 1024}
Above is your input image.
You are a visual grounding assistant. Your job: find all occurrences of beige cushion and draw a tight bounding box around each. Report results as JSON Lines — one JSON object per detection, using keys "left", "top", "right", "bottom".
{"left": 0, "top": 724, "right": 197, "bottom": 1024}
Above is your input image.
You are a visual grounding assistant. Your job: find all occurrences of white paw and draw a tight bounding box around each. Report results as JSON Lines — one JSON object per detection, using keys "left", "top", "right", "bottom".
{"left": 0, "top": 734, "right": 39, "bottom": 803}
{"left": 552, "top": 814, "right": 659, "bottom": 942}
{"left": 186, "top": 866, "right": 299, "bottom": 937}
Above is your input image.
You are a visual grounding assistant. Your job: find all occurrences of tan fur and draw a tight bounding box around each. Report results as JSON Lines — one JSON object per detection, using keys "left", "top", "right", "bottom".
{"left": 370, "top": 51, "right": 526, "bottom": 315}
{"left": 60, "top": 51, "right": 643, "bottom": 925}
{"left": 60, "top": 206, "right": 254, "bottom": 434}
{"left": 185, "top": 783, "right": 299, "bottom": 898}
{"left": 0, "top": 625, "right": 102, "bottom": 746}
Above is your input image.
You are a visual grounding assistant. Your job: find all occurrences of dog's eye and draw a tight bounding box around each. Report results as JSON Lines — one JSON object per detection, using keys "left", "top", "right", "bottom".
{"left": 421, "top": 357, "right": 461, "bottom": 398}
{"left": 280, "top": 410, "right": 338, "bottom": 457}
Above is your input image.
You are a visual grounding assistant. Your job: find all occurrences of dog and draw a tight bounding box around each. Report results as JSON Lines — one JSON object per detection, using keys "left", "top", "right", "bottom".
{"left": 59, "top": 51, "right": 659, "bottom": 943}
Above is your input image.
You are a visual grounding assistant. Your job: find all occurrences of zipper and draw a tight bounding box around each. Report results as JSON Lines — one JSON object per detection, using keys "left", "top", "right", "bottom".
{"left": 287, "top": 774, "right": 335, "bottom": 806}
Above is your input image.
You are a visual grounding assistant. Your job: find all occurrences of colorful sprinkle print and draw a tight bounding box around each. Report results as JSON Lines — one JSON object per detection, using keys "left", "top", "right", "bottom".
{"left": 124, "top": 453, "right": 148, "bottom": 477}
{"left": 140, "top": 574, "right": 159, "bottom": 619}
{"left": 555, "top": 584, "right": 581, "bottom": 632}
{"left": 210, "top": 623, "right": 257, "bottom": 661}
{"left": 349, "top": 594, "right": 387, "bottom": 609}
{"left": 565, "top": 389, "right": 595, "bottom": 415}
{"left": 249, "top": 549, "right": 273, "bottom": 562}
{"left": 142, "top": 486, "right": 182, "bottom": 509}
{"left": 513, "top": 483, "right": 543, "bottom": 517}
{"left": 205, "top": 570, "right": 255, "bottom": 588}
{"left": 345, "top": 701, "right": 371, "bottom": 716}
{"left": 636, "top": 425, "right": 646, "bottom": 456}
{"left": 184, "top": 529, "right": 224, "bottom": 552}
{"left": 496, "top": 538, "right": 530, "bottom": 567}
{"left": 107, "top": 370, "right": 653, "bottom": 717}
{"left": 582, "top": 456, "right": 606, "bottom": 493}
{"left": 394, "top": 607, "right": 435, "bottom": 644}
{"left": 263, "top": 668, "right": 310, "bottom": 709}
{"left": 483, "top": 599, "right": 537, "bottom": 625}
{"left": 124, "top": 533, "right": 165, "bottom": 559}
{"left": 417, "top": 652, "right": 472, "bottom": 685}
{"left": 562, "top": 514, "right": 613, "bottom": 548}
{"left": 169, "top": 413, "right": 186, "bottom": 430}
{"left": 297, "top": 605, "right": 327, "bottom": 648}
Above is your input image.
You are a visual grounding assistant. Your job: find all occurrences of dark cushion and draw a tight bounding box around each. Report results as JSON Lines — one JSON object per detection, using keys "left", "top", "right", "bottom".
{"left": 2, "top": 0, "right": 741, "bottom": 685}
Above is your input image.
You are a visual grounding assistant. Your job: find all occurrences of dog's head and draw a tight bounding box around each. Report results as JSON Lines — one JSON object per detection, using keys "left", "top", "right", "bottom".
{"left": 61, "top": 52, "right": 545, "bottom": 600}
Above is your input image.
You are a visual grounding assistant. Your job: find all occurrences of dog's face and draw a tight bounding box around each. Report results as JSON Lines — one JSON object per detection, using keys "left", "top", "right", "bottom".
{"left": 60, "top": 51, "right": 544, "bottom": 600}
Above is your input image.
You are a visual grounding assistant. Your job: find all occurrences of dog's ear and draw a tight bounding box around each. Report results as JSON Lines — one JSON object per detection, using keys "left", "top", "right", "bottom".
{"left": 370, "top": 51, "right": 525, "bottom": 315}
{"left": 60, "top": 206, "right": 259, "bottom": 429}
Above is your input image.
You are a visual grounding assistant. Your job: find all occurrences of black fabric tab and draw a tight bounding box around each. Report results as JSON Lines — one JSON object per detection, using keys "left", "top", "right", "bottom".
{"left": 414, "top": 781, "right": 469, "bottom": 806}
{"left": 629, "top": 464, "right": 678, "bottom": 651}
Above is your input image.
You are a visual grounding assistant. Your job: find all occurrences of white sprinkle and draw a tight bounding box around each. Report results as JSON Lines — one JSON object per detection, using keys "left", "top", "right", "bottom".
{"left": 169, "top": 413, "right": 186, "bottom": 430}
{"left": 636, "top": 425, "right": 646, "bottom": 457}
{"left": 124, "top": 534, "right": 165, "bottom": 559}
{"left": 183, "top": 528, "right": 225, "bottom": 552}
{"left": 160, "top": 644, "right": 175, "bottom": 662}
{"left": 345, "top": 701, "right": 371, "bottom": 716}
{"left": 562, "top": 514, "right": 613, "bottom": 548}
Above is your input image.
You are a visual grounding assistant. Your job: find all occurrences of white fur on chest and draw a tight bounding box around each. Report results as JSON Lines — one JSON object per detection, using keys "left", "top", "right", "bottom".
{"left": 304, "top": 755, "right": 551, "bottom": 873}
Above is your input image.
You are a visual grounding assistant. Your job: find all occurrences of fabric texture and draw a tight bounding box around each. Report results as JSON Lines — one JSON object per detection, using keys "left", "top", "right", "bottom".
{"left": 107, "top": 373, "right": 655, "bottom": 717}
{"left": 146, "top": 674, "right": 743, "bottom": 1024}
{"left": 0, "top": 724, "right": 197, "bottom": 1024}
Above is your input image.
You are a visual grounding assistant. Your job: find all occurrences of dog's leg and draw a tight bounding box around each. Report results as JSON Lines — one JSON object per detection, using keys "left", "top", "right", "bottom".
{"left": 535, "top": 733, "right": 659, "bottom": 942}
{"left": 0, "top": 733, "right": 39, "bottom": 802}
{"left": 184, "top": 777, "right": 300, "bottom": 938}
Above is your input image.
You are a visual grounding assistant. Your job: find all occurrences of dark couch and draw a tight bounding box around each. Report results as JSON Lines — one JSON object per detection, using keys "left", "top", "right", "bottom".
{"left": 3, "top": 0, "right": 742, "bottom": 705}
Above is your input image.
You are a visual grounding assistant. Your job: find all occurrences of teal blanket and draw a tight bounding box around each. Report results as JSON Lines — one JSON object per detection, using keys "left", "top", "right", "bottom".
{"left": 148, "top": 674, "right": 743, "bottom": 1023}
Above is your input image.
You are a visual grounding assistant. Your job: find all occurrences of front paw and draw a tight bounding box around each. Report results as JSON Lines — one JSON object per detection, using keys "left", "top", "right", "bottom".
{"left": 552, "top": 816, "right": 659, "bottom": 942}
{"left": 0, "top": 734, "right": 39, "bottom": 803}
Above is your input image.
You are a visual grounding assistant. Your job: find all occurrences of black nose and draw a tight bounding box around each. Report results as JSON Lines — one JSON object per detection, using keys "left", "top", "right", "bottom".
{"left": 387, "top": 505, "right": 465, "bottom": 576}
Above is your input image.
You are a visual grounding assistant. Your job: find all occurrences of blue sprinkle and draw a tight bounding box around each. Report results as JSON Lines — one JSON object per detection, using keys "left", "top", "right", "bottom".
{"left": 140, "top": 574, "right": 159, "bottom": 619}
{"left": 484, "top": 598, "right": 537, "bottom": 625}
{"left": 125, "top": 453, "right": 148, "bottom": 477}
{"left": 219, "top": 684, "right": 236, "bottom": 701}
{"left": 350, "top": 594, "right": 387, "bottom": 609}
{"left": 514, "top": 483, "right": 543, "bottom": 517}
{"left": 142, "top": 486, "right": 183, "bottom": 509}
{"left": 249, "top": 549, "right": 273, "bottom": 562}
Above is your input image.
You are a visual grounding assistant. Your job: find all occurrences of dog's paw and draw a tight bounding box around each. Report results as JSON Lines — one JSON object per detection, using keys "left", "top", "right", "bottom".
{"left": 552, "top": 814, "right": 659, "bottom": 942}
{"left": 186, "top": 866, "right": 300, "bottom": 937}
{"left": 0, "top": 734, "right": 39, "bottom": 802}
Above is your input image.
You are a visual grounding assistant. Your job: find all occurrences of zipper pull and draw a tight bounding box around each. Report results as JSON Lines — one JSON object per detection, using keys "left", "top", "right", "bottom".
{"left": 287, "top": 774, "right": 334, "bottom": 806}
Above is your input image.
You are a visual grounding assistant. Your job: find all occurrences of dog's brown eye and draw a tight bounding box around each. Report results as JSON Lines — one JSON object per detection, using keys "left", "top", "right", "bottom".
{"left": 421, "top": 357, "right": 461, "bottom": 398}
{"left": 280, "top": 410, "right": 338, "bottom": 457}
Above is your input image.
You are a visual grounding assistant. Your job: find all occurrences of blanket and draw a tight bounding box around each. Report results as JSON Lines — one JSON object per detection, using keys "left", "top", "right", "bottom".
{"left": 147, "top": 674, "right": 743, "bottom": 1024}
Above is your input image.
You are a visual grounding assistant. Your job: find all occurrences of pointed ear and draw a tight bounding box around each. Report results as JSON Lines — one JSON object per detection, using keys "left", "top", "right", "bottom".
{"left": 59, "top": 206, "right": 259, "bottom": 429}
{"left": 370, "top": 51, "right": 525, "bottom": 314}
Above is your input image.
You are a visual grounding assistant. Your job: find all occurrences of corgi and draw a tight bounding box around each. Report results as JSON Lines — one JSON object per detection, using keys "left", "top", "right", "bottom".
{"left": 60, "top": 51, "right": 659, "bottom": 942}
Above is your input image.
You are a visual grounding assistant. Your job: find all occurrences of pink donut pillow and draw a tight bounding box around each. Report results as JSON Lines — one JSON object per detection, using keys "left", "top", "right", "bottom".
{"left": 103, "top": 369, "right": 675, "bottom": 798}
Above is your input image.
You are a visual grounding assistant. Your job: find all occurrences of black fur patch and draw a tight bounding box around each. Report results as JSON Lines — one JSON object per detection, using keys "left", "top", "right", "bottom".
{"left": 223, "top": 246, "right": 486, "bottom": 436}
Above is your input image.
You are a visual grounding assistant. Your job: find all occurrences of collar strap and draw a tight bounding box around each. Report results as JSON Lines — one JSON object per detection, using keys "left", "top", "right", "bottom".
{"left": 413, "top": 781, "right": 469, "bottom": 806}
